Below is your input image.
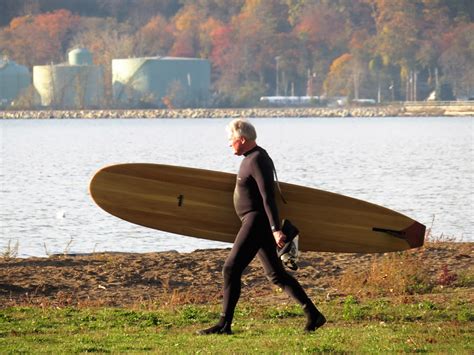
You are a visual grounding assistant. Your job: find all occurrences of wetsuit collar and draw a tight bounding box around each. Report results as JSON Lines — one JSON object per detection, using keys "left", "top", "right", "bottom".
{"left": 243, "top": 145, "right": 260, "bottom": 156}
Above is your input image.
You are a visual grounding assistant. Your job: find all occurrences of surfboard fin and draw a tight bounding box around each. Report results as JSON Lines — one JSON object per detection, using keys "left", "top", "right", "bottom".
{"left": 372, "top": 227, "right": 405, "bottom": 238}
{"left": 373, "top": 221, "right": 425, "bottom": 249}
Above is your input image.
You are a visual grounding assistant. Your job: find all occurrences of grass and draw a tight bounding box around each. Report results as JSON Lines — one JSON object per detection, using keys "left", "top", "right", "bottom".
{"left": 1, "top": 229, "right": 472, "bottom": 353}
{"left": 1, "top": 292, "right": 472, "bottom": 354}
{"left": 1, "top": 240, "right": 19, "bottom": 261}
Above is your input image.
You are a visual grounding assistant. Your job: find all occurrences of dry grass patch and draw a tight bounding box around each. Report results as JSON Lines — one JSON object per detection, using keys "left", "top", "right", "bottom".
{"left": 339, "top": 251, "right": 434, "bottom": 298}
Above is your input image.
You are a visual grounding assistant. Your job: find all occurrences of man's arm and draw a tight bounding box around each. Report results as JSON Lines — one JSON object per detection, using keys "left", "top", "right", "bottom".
{"left": 251, "top": 155, "right": 281, "bottom": 232}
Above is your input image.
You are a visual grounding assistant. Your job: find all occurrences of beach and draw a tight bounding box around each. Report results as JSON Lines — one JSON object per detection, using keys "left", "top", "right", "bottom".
{"left": 1, "top": 242, "right": 472, "bottom": 308}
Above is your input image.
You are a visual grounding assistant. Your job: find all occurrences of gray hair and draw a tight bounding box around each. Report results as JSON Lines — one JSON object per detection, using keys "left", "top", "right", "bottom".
{"left": 226, "top": 119, "right": 257, "bottom": 141}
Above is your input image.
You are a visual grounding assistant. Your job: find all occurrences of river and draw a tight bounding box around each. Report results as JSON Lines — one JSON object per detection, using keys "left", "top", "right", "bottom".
{"left": 1, "top": 117, "right": 472, "bottom": 257}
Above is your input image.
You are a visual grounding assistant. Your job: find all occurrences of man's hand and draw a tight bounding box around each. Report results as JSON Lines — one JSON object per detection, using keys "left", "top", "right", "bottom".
{"left": 273, "top": 230, "right": 287, "bottom": 248}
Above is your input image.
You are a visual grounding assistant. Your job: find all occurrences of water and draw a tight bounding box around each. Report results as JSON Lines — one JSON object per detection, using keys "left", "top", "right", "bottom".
{"left": 1, "top": 117, "right": 472, "bottom": 257}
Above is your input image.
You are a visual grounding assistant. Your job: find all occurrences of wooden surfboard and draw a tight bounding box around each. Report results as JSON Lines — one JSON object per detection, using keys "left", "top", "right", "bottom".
{"left": 89, "top": 163, "right": 425, "bottom": 253}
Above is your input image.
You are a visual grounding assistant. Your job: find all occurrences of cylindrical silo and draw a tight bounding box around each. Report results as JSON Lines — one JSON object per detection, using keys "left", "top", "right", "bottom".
{"left": 112, "top": 56, "right": 210, "bottom": 108}
{"left": 34, "top": 49, "right": 104, "bottom": 109}
{"left": 68, "top": 48, "right": 93, "bottom": 66}
{"left": 0, "top": 58, "right": 31, "bottom": 106}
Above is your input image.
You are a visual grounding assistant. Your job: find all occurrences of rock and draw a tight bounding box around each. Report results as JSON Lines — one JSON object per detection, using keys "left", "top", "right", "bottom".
{"left": 1, "top": 103, "right": 472, "bottom": 119}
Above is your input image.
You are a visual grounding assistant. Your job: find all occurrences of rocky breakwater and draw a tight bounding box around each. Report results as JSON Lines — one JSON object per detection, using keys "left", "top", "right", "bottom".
{"left": 0, "top": 106, "right": 404, "bottom": 119}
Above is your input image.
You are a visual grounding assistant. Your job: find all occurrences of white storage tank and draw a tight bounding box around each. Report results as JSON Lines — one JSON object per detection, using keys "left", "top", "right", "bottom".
{"left": 68, "top": 48, "right": 93, "bottom": 66}
{"left": 0, "top": 58, "right": 31, "bottom": 107}
{"left": 112, "top": 56, "right": 210, "bottom": 107}
{"left": 33, "top": 48, "right": 104, "bottom": 109}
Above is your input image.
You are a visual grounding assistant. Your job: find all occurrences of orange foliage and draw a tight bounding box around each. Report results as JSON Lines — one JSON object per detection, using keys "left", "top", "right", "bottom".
{"left": 199, "top": 17, "right": 225, "bottom": 58}
{"left": 169, "top": 4, "right": 202, "bottom": 57}
{"left": 141, "top": 14, "right": 169, "bottom": 37}
{"left": 34, "top": 9, "right": 80, "bottom": 41}
{"left": 294, "top": 4, "right": 346, "bottom": 50}
{"left": 9, "top": 15, "right": 32, "bottom": 30}
{"left": 329, "top": 53, "right": 353, "bottom": 74}
{"left": 0, "top": 0, "right": 472, "bottom": 104}
{"left": 209, "top": 23, "right": 233, "bottom": 70}
{"left": 350, "top": 30, "right": 370, "bottom": 51}
{"left": 324, "top": 53, "right": 354, "bottom": 96}
{"left": 138, "top": 14, "right": 174, "bottom": 56}
{"left": 173, "top": 5, "right": 200, "bottom": 32}
{"left": 4, "top": 9, "right": 80, "bottom": 66}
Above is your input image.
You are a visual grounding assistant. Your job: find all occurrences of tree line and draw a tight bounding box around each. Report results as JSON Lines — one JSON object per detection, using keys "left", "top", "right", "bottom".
{"left": 1, "top": 0, "right": 473, "bottom": 108}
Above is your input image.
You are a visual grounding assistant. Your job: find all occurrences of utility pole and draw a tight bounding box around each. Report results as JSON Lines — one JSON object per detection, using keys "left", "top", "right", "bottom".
{"left": 414, "top": 71, "right": 417, "bottom": 101}
{"left": 275, "top": 56, "right": 281, "bottom": 96}
{"left": 307, "top": 70, "right": 317, "bottom": 97}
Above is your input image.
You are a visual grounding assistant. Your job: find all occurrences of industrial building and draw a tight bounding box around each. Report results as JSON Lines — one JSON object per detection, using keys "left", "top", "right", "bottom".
{"left": 112, "top": 56, "right": 210, "bottom": 107}
{"left": 33, "top": 48, "right": 104, "bottom": 109}
{"left": 0, "top": 58, "right": 31, "bottom": 107}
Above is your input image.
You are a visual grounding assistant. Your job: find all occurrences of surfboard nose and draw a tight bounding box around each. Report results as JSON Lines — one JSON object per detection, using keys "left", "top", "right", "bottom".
{"left": 403, "top": 221, "right": 426, "bottom": 248}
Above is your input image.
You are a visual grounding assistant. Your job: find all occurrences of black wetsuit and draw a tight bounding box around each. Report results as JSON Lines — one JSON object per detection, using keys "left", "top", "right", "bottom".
{"left": 221, "top": 146, "right": 313, "bottom": 324}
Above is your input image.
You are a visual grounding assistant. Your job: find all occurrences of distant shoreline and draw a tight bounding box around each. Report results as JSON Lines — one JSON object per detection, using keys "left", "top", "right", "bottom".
{"left": 1, "top": 102, "right": 473, "bottom": 119}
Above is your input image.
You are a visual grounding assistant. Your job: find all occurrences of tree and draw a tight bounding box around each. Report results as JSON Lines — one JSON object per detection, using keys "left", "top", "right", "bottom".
{"left": 368, "top": 0, "right": 424, "bottom": 100}
{"left": 293, "top": 2, "right": 351, "bottom": 96}
{"left": 439, "top": 23, "right": 474, "bottom": 99}
{"left": 1, "top": 9, "right": 80, "bottom": 67}
{"left": 169, "top": 4, "right": 203, "bottom": 57}
{"left": 369, "top": 55, "right": 384, "bottom": 102}
{"left": 210, "top": 0, "right": 293, "bottom": 102}
{"left": 324, "top": 53, "right": 353, "bottom": 97}
{"left": 179, "top": 0, "right": 244, "bottom": 22}
{"left": 1, "top": 0, "right": 472, "bottom": 108}
{"left": 136, "top": 14, "right": 174, "bottom": 57}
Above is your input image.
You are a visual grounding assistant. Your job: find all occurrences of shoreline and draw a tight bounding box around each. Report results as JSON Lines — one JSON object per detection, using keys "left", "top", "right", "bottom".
{"left": 5, "top": 239, "right": 473, "bottom": 260}
{"left": 1, "top": 102, "right": 473, "bottom": 119}
{"left": 1, "top": 242, "right": 472, "bottom": 308}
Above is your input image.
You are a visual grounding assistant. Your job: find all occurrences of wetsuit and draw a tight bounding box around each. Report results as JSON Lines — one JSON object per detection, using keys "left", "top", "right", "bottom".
{"left": 221, "top": 146, "right": 314, "bottom": 324}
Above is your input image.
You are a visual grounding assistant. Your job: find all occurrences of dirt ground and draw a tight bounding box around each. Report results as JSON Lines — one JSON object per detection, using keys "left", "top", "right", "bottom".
{"left": 1, "top": 243, "right": 472, "bottom": 308}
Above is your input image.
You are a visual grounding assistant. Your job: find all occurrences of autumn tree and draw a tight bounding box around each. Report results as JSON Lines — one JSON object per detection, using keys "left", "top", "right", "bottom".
{"left": 0, "top": 9, "right": 80, "bottom": 67}
{"left": 1, "top": 0, "right": 473, "bottom": 108}
{"left": 169, "top": 4, "right": 203, "bottom": 57}
{"left": 292, "top": 1, "right": 351, "bottom": 96}
{"left": 439, "top": 23, "right": 474, "bottom": 98}
{"left": 179, "top": 0, "right": 244, "bottom": 22}
{"left": 209, "top": 0, "right": 294, "bottom": 105}
{"left": 324, "top": 53, "right": 352, "bottom": 97}
{"left": 135, "top": 14, "right": 174, "bottom": 57}
{"left": 368, "top": 0, "right": 427, "bottom": 100}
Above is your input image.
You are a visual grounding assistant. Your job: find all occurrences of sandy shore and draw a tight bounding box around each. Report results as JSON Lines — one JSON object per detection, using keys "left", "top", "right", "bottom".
{"left": 1, "top": 242, "right": 472, "bottom": 308}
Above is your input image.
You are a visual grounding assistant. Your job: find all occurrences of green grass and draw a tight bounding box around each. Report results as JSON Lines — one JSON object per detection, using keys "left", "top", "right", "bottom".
{"left": 1, "top": 294, "right": 472, "bottom": 354}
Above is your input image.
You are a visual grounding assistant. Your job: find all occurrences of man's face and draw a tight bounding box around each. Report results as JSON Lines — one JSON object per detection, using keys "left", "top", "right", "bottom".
{"left": 228, "top": 134, "right": 246, "bottom": 155}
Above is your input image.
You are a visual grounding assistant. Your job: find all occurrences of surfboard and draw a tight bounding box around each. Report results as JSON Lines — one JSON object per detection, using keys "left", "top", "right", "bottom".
{"left": 89, "top": 163, "right": 425, "bottom": 253}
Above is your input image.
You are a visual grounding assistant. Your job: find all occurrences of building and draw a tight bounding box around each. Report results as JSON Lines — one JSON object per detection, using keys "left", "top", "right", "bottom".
{"left": 0, "top": 58, "right": 31, "bottom": 107}
{"left": 33, "top": 48, "right": 104, "bottom": 109}
{"left": 112, "top": 56, "right": 210, "bottom": 107}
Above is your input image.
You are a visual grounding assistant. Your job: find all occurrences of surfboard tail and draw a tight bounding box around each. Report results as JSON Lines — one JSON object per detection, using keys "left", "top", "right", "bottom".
{"left": 403, "top": 221, "right": 426, "bottom": 248}
{"left": 372, "top": 220, "right": 426, "bottom": 250}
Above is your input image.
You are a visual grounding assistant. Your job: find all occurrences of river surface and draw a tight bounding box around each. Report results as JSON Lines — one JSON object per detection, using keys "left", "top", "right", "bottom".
{"left": 1, "top": 117, "right": 473, "bottom": 257}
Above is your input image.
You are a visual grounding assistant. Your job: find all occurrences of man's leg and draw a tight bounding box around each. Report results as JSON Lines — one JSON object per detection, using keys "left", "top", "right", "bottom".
{"left": 257, "top": 229, "right": 326, "bottom": 332}
{"left": 198, "top": 213, "right": 261, "bottom": 334}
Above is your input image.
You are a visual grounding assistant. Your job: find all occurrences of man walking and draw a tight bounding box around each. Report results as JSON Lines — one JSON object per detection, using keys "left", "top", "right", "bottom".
{"left": 198, "top": 119, "right": 325, "bottom": 335}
